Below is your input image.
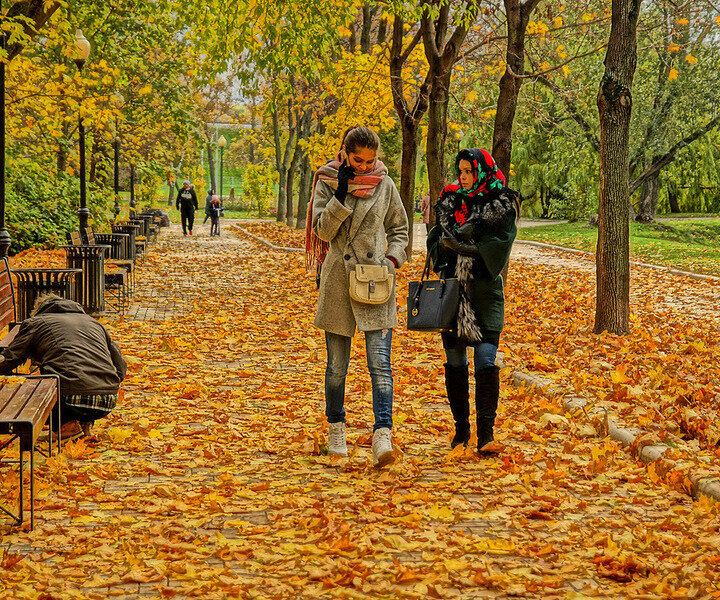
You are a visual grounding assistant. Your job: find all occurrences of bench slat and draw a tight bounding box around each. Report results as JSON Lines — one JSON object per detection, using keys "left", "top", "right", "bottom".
{"left": 0, "top": 324, "right": 20, "bottom": 349}
{"left": 0, "top": 383, "right": 23, "bottom": 418}
{"left": 16, "top": 379, "right": 57, "bottom": 448}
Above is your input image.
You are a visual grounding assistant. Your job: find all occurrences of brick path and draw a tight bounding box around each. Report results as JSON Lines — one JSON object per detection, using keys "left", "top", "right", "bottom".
{"left": 1, "top": 223, "right": 717, "bottom": 600}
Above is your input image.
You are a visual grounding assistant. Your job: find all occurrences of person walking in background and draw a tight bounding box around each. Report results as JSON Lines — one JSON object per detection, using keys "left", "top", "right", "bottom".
{"left": 203, "top": 189, "right": 215, "bottom": 225}
{"left": 209, "top": 194, "right": 222, "bottom": 236}
{"left": 421, "top": 190, "right": 431, "bottom": 232}
{"left": 427, "top": 148, "right": 519, "bottom": 455}
{"left": 306, "top": 126, "right": 408, "bottom": 469}
{"left": 176, "top": 180, "right": 198, "bottom": 236}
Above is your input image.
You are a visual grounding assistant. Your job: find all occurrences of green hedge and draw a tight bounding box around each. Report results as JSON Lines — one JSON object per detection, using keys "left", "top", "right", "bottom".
{"left": 5, "top": 163, "right": 110, "bottom": 254}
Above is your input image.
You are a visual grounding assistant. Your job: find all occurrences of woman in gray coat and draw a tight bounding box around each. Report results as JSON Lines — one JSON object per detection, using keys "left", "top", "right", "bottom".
{"left": 306, "top": 127, "right": 408, "bottom": 468}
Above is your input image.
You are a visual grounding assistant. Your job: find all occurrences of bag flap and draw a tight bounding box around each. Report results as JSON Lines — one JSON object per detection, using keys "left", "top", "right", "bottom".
{"left": 354, "top": 264, "right": 389, "bottom": 282}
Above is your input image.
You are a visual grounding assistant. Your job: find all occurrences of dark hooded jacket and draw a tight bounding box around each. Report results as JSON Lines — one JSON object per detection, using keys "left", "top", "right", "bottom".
{"left": 176, "top": 187, "right": 198, "bottom": 212}
{"left": 427, "top": 148, "right": 519, "bottom": 342}
{"left": 0, "top": 297, "right": 127, "bottom": 395}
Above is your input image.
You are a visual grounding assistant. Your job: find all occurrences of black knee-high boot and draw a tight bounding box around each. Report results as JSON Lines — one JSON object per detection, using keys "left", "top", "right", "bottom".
{"left": 476, "top": 365, "right": 500, "bottom": 453}
{"left": 444, "top": 363, "right": 470, "bottom": 448}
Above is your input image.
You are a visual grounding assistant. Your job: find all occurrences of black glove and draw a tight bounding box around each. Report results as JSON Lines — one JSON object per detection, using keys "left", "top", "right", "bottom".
{"left": 441, "top": 233, "right": 480, "bottom": 256}
{"left": 335, "top": 161, "right": 355, "bottom": 203}
{"left": 455, "top": 221, "right": 477, "bottom": 243}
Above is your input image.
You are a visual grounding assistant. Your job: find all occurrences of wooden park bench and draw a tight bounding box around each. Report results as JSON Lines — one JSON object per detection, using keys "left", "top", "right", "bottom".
{"left": 0, "top": 258, "right": 60, "bottom": 530}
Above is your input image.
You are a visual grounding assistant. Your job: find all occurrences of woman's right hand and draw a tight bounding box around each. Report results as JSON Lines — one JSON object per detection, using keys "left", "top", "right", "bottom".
{"left": 335, "top": 161, "right": 355, "bottom": 203}
{"left": 442, "top": 233, "right": 479, "bottom": 256}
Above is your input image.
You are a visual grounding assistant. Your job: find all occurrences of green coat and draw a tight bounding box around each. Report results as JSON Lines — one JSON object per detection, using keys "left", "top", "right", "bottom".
{"left": 428, "top": 188, "right": 518, "bottom": 336}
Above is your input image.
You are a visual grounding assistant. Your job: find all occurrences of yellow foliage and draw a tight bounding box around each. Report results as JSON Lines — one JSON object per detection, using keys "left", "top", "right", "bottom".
{"left": 668, "top": 68, "right": 679, "bottom": 80}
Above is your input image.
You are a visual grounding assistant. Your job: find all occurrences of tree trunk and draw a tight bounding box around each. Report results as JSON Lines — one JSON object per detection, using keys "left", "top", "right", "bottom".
{"left": 272, "top": 108, "right": 287, "bottom": 222}
{"left": 635, "top": 171, "right": 659, "bottom": 222}
{"left": 296, "top": 154, "right": 312, "bottom": 230}
{"left": 361, "top": 5, "right": 374, "bottom": 54}
{"left": 399, "top": 124, "right": 419, "bottom": 258}
{"left": 594, "top": 0, "right": 643, "bottom": 336}
{"left": 206, "top": 141, "right": 217, "bottom": 193}
{"left": 425, "top": 71, "right": 452, "bottom": 227}
{"left": 273, "top": 101, "right": 297, "bottom": 223}
{"left": 57, "top": 143, "right": 67, "bottom": 176}
{"left": 249, "top": 96, "right": 258, "bottom": 165}
{"left": 420, "top": 1, "right": 477, "bottom": 226}
{"left": 377, "top": 18, "right": 388, "bottom": 45}
{"left": 286, "top": 110, "right": 308, "bottom": 227}
{"left": 389, "top": 15, "right": 430, "bottom": 260}
{"left": 492, "top": 0, "right": 541, "bottom": 183}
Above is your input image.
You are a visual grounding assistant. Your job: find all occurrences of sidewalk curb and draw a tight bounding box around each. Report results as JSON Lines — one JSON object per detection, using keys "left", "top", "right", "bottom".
{"left": 503, "top": 362, "right": 720, "bottom": 502}
{"left": 514, "top": 239, "right": 720, "bottom": 282}
{"left": 234, "top": 227, "right": 303, "bottom": 253}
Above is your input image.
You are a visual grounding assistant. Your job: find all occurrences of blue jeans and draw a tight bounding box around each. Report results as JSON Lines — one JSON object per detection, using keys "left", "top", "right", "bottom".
{"left": 325, "top": 330, "right": 393, "bottom": 431}
{"left": 442, "top": 333, "right": 498, "bottom": 371}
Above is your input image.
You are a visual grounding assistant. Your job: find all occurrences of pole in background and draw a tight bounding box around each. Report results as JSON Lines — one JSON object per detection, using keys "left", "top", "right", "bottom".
{"left": 0, "top": 22, "right": 11, "bottom": 257}
{"left": 72, "top": 30, "right": 91, "bottom": 231}
{"left": 218, "top": 135, "right": 226, "bottom": 202}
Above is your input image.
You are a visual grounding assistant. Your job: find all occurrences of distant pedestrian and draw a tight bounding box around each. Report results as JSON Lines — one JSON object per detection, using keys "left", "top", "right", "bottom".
{"left": 228, "top": 187, "right": 235, "bottom": 205}
{"left": 203, "top": 189, "right": 215, "bottom": 225}
{"left": 427, "top": 148, "right": 519, "bottom": 455}
{"left": 209, "top": 194, "right": 222, "bottom": 236}
{"left": 421, "top": 190, "right": 431, "bottom": 232}
{"left": 176, "top": 180, "right": 198, "bottom": 235}
{"left": 306, "top": 126, "right": 408, "bottom": 468}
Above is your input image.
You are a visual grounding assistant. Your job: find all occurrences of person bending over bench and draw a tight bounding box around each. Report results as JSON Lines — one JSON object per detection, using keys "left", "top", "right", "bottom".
{"left": 0, "top": 294, "right": 126, "bottom": 440}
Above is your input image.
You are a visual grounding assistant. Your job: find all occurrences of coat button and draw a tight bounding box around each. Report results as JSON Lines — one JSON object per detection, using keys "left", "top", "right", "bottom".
{"left": 367, "top": 252, "right": 373, "bottom": 258}
{"left": 344, "top": 254, "right": 351, "bottom": 260}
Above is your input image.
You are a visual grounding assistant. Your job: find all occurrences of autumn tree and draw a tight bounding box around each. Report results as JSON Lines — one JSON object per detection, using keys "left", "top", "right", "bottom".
{"left": 594, "top": 0, "right": 643, "bottom": 335}
{"left": 421, "top": 0, "right": 479, "bottom": 224}
{"left": 491, "top": 0, "right": 543, "bottom": 182}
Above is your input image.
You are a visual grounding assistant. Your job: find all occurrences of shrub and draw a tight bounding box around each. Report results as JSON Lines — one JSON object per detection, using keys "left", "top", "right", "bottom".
{"left": 244, "top": 164, "right": 276, "bottom": 217}
{"left": 6, "top": 162, "right": 110, "bottom": 254}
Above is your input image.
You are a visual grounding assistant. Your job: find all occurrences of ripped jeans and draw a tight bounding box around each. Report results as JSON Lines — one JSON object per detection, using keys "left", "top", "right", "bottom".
{"left": 325, "top": 329, "right": 393, "bottom": 431}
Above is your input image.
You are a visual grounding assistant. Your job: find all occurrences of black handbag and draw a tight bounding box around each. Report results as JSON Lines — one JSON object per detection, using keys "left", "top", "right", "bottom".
{"left": 407, "top": 254, "right": 460, "bottom": 331}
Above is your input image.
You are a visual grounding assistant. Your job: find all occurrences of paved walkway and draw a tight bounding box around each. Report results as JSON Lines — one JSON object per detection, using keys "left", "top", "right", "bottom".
{"left": 1, "top": 224, "right": 718, "bottom": 599}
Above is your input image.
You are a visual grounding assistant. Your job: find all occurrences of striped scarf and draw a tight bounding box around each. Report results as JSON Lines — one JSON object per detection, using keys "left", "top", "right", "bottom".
{"left": 305, "top": 154, "right": 387, "bottom": 268}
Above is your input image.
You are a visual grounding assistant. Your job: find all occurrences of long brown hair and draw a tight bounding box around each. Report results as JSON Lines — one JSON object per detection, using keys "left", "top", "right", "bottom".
{"left": 341, "top": 126, "right": 380, "bottom": 154}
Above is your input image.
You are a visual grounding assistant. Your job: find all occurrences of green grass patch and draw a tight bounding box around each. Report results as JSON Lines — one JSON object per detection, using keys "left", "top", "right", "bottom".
{"left": 517, "top": 218, "right": 720, "bottom": 277}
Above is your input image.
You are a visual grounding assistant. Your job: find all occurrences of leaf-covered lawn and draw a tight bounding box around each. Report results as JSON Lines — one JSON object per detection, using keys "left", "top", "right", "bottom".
{"left": 1, "top": 225, "right": 719, "bottom": 599}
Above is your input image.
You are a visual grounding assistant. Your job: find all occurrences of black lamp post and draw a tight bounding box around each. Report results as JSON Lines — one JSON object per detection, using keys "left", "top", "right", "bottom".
{"left": 0, "top": 26, "right": 11, "bottom": 257}
{"left": 72, "top": 29, "right": 91, "bottom": 231}
{"left": 129, "top": 163, "right": 136, "bottom": 209}
{"left": 218, "top": 135, "right": 227, "bottom": 203}
{"left": 111, "top": 92, "right": 123, "bottom": 218}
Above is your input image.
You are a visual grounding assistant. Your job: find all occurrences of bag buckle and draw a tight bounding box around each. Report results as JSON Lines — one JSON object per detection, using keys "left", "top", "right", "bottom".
{"left": 369, "top": 280, "right": 376, "bottom": 294}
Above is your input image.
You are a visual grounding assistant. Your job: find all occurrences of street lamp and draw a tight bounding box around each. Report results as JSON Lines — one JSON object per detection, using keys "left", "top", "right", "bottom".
{"left": 218, "top": 135, "right": 227, "bottom": 202}
{"left": 71, "top": 29, "right": 91, "bottom": 231}
{"left": 111, "top": 92, "right": 124, "bottom": 218}
{"left": 0, "top": 26, "right": 11, "bottom": 257}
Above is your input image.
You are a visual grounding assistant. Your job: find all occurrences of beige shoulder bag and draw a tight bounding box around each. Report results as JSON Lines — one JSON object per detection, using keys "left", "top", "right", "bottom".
{"left": 349, "top": 263, "right": 394, "bottom": 304}
{"left": 345, "top": 207, "right": 394, "bottom": 305}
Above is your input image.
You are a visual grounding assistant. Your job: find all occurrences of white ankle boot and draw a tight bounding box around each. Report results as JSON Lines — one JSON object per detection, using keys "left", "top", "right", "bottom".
{"left": 372, "top": 427, "right": 395, "bottom": 468}
{"left": 328, "top": 422, "right": 348, "bottom": 456}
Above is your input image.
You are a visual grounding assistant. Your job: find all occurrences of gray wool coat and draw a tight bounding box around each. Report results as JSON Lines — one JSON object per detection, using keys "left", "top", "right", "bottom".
{"left": 313, "top": 176, "right": 409, "bottom": 337}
